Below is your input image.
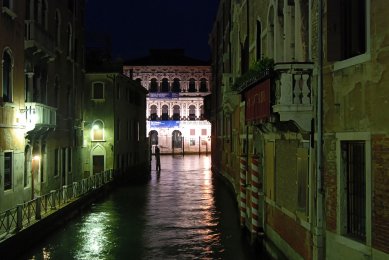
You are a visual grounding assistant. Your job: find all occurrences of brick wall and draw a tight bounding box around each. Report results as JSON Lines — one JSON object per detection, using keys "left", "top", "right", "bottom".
{"left": 324, "top": 136, "right": 337, "bottom": 232}
{"left": 266, "top": 204, "right": 312, "bottom": 259}
{"left": 372, "top": 135, "right": 389, "bottom": 253}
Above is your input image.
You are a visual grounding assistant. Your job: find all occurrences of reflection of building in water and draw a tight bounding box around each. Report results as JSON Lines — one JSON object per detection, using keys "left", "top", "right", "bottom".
{"left": 123, "top": 49, "right": 212, "bottom": 154}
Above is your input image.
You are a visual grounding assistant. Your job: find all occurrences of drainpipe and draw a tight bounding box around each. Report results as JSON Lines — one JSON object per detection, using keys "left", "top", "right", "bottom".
{"left": 315, "top": 0, "right": 324, "bottom": 259}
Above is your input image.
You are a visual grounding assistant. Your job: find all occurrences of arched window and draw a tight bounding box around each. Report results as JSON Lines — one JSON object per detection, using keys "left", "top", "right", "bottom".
{"left": 199, "top": 78, "right": 208, "bottom": 92}
{"left": 172, "top": 130, "right": 182, "bottom": 148}
{"left": 149, "top": 78, "right": 158, "bottom": 92}
{"left": 2, "top": 49, "right": 13, "bottom": 102}
{"left": 150, "top": 105, "right": 157, "bottom": 121}
{"left": 149, "top": 130, "right": 158, "bottom": 145}
{"left": 172, "top": 78, "right": 180, "bottom": 93}
{"left": 67, "top": 23, "right": 72, "bottom": 57}
{"left": 173, "top": 105, "right": 180, "bottom": 120}
{"left": 55, "top": 10, "right": 61, "bottom": 47}
{"left": 92, "top": 82, "right": 104, "bottom": 99}
{"left": 92, "top": 120, "right": 104, "bottom": 141}
{"left": 189, "top": 105, "right": 196, "bottom": 120}
{"left": 162, "top": 105, "right": 169, "bottom": 120}
{"left": 188, "top": 78, "right": 196, "bottom": 92}
{"left": 161, "top": 78, "right": 169, "bottom": 92}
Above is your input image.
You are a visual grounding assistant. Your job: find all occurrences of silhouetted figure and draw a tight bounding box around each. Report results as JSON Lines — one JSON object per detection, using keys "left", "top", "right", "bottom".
{"left": 155, "top": 146, "right": 161, "bottom": 171}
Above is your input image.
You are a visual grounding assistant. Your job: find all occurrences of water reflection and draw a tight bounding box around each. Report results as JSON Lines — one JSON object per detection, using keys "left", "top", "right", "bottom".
{"left": 24, "top": 155, "right": 254, "bottom": 260}
{"left": 75, "top": 212, "right": 111, "bottom": 260}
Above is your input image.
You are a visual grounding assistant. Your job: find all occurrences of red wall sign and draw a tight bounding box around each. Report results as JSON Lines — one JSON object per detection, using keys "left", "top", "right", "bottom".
{"left": 244, "top": 79, "right": 270, "bottom": 123}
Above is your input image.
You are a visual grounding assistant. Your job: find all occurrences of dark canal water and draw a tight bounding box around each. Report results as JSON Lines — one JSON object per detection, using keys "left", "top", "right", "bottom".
{"left": 22, "top": 155, "right": 266, "bottom": 259}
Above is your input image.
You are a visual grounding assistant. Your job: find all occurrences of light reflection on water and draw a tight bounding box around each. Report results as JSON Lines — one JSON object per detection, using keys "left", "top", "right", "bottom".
{"left": 75, "top": 212, "right": 111, "bottom": 260}
{"left": 23, "top": 155, "right": 254, "bottom": 260}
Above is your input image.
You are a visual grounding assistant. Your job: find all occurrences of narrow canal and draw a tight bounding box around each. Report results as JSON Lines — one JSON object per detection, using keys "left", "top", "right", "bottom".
{"left": 23, "top": 155, "right": 266, "bottom": 259}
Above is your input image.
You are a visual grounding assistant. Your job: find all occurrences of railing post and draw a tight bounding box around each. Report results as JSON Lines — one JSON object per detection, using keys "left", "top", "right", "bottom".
{"left": 50, "top": 190, "right": 56, "bottom": 210}
{"left": 73, "top": 182, "right": 78, "bottom": 198}
{"left": 63, "top": 185, "right": 67, "bottom": 202}
{"left": 35, "top": 196, "right": 41, "bottom": 220}
{"left": 16, "top": 205, "right": 23, "bottom": 231}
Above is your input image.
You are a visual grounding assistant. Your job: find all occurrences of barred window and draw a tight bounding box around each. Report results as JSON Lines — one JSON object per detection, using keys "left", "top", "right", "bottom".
{"left": 341, "top": 141, "right": 366, "bottom": 242}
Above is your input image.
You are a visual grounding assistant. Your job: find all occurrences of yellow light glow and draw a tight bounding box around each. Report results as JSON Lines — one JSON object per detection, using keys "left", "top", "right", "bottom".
{"left": 33, "top": 155, "right": 40, "bottom": 161}
{"left": 92, "top": 124, "right": 100, "bottom": 130}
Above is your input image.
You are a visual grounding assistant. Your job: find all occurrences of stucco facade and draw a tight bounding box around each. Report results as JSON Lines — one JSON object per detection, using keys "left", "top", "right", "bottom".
{"left": 83, "top": 72, "right": 148, "bottom": 178}
{"left": 0, "top": 0, "right": 86, "bottom": 211}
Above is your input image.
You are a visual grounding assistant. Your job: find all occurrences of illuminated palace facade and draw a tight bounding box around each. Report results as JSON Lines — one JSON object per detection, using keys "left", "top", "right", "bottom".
{"left": 123, "top": 49, "right": 212, "bottom": 154}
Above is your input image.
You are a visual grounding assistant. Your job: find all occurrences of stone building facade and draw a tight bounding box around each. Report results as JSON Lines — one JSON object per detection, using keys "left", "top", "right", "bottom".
{"left": 123, "top": 50, "right": 212, "bottom": 155}
{"left": 210, "top": 0, "right": 389, "bottom": 259}
{"left": 83, "top": 72, "right": 148, "bottom": 179}
{"left": 0, "top": 0, "right": 86, "bottom": 211}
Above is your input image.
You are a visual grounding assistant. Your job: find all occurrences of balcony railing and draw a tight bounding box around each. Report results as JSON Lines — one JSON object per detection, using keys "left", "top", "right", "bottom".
{"left": 24, "top": 102, "right": 56, "bottom": 131}
{"left": 24, "top": 20, "right": 55, "bottom": 58}
{"left": 272, "top": 63, "right": 314, "bottom": 131}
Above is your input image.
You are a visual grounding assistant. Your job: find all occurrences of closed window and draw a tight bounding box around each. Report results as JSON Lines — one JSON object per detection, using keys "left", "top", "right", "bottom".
{"left": 4, "top": 152, "right": 13, "bottom": 190}
{"left": 2, "top": 50, "right": 13, "bottom": 102}
{"left": 92, "top": 82, "right": 104, "bottom": 99}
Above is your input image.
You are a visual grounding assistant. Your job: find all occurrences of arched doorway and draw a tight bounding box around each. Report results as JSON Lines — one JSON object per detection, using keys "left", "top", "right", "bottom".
{"left": 172, "top": 130, "right": 182, "bottom": 149}
{"left": 149, "top": 130, "right": 159, "bottom": 146}
{"left": 91, "top": 145, "right": 106, "bottom": 175}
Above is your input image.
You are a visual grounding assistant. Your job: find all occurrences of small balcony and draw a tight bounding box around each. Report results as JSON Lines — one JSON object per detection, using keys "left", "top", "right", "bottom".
{"left": 24, "top": 20, "right": 55, "bottom": 60}
{"left": 24, "top": 102, "right": 56, "bottom": 133}
{"left": 272, "top": 63, "right": 314, "bottom": 131}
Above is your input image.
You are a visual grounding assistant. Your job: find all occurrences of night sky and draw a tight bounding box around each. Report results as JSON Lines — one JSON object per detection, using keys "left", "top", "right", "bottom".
{"left": 86, "top": 0, "right": 219, "bottom": 61}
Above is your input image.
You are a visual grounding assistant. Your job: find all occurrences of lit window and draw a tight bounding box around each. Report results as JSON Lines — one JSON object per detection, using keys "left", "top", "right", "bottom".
{"left": 92, "top": 120, "right": 104, "bottom": 141}
{"left": 201, "top": 129, "right": 207, "bottom": 136}
{"left": 190, "top": 129, "right": 195, "bottom": 136}
{"left": 92, "top": 82, "right": 104, "bottom": 99}
{"left": 4, "top": 152, "right": 13, "bottom": 190}
{"left": 2, "top": 50, "right": 13, "bottom": 102}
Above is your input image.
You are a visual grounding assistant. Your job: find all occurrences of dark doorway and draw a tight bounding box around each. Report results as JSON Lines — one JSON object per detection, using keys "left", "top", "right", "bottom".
{"left": 93, "top": 155, "right": 104, "bottom": 174}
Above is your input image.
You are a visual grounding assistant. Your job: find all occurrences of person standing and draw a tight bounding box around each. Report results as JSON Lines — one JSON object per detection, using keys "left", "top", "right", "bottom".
{"left": 155, "top": 145, "right": 161, "bottom": 171}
